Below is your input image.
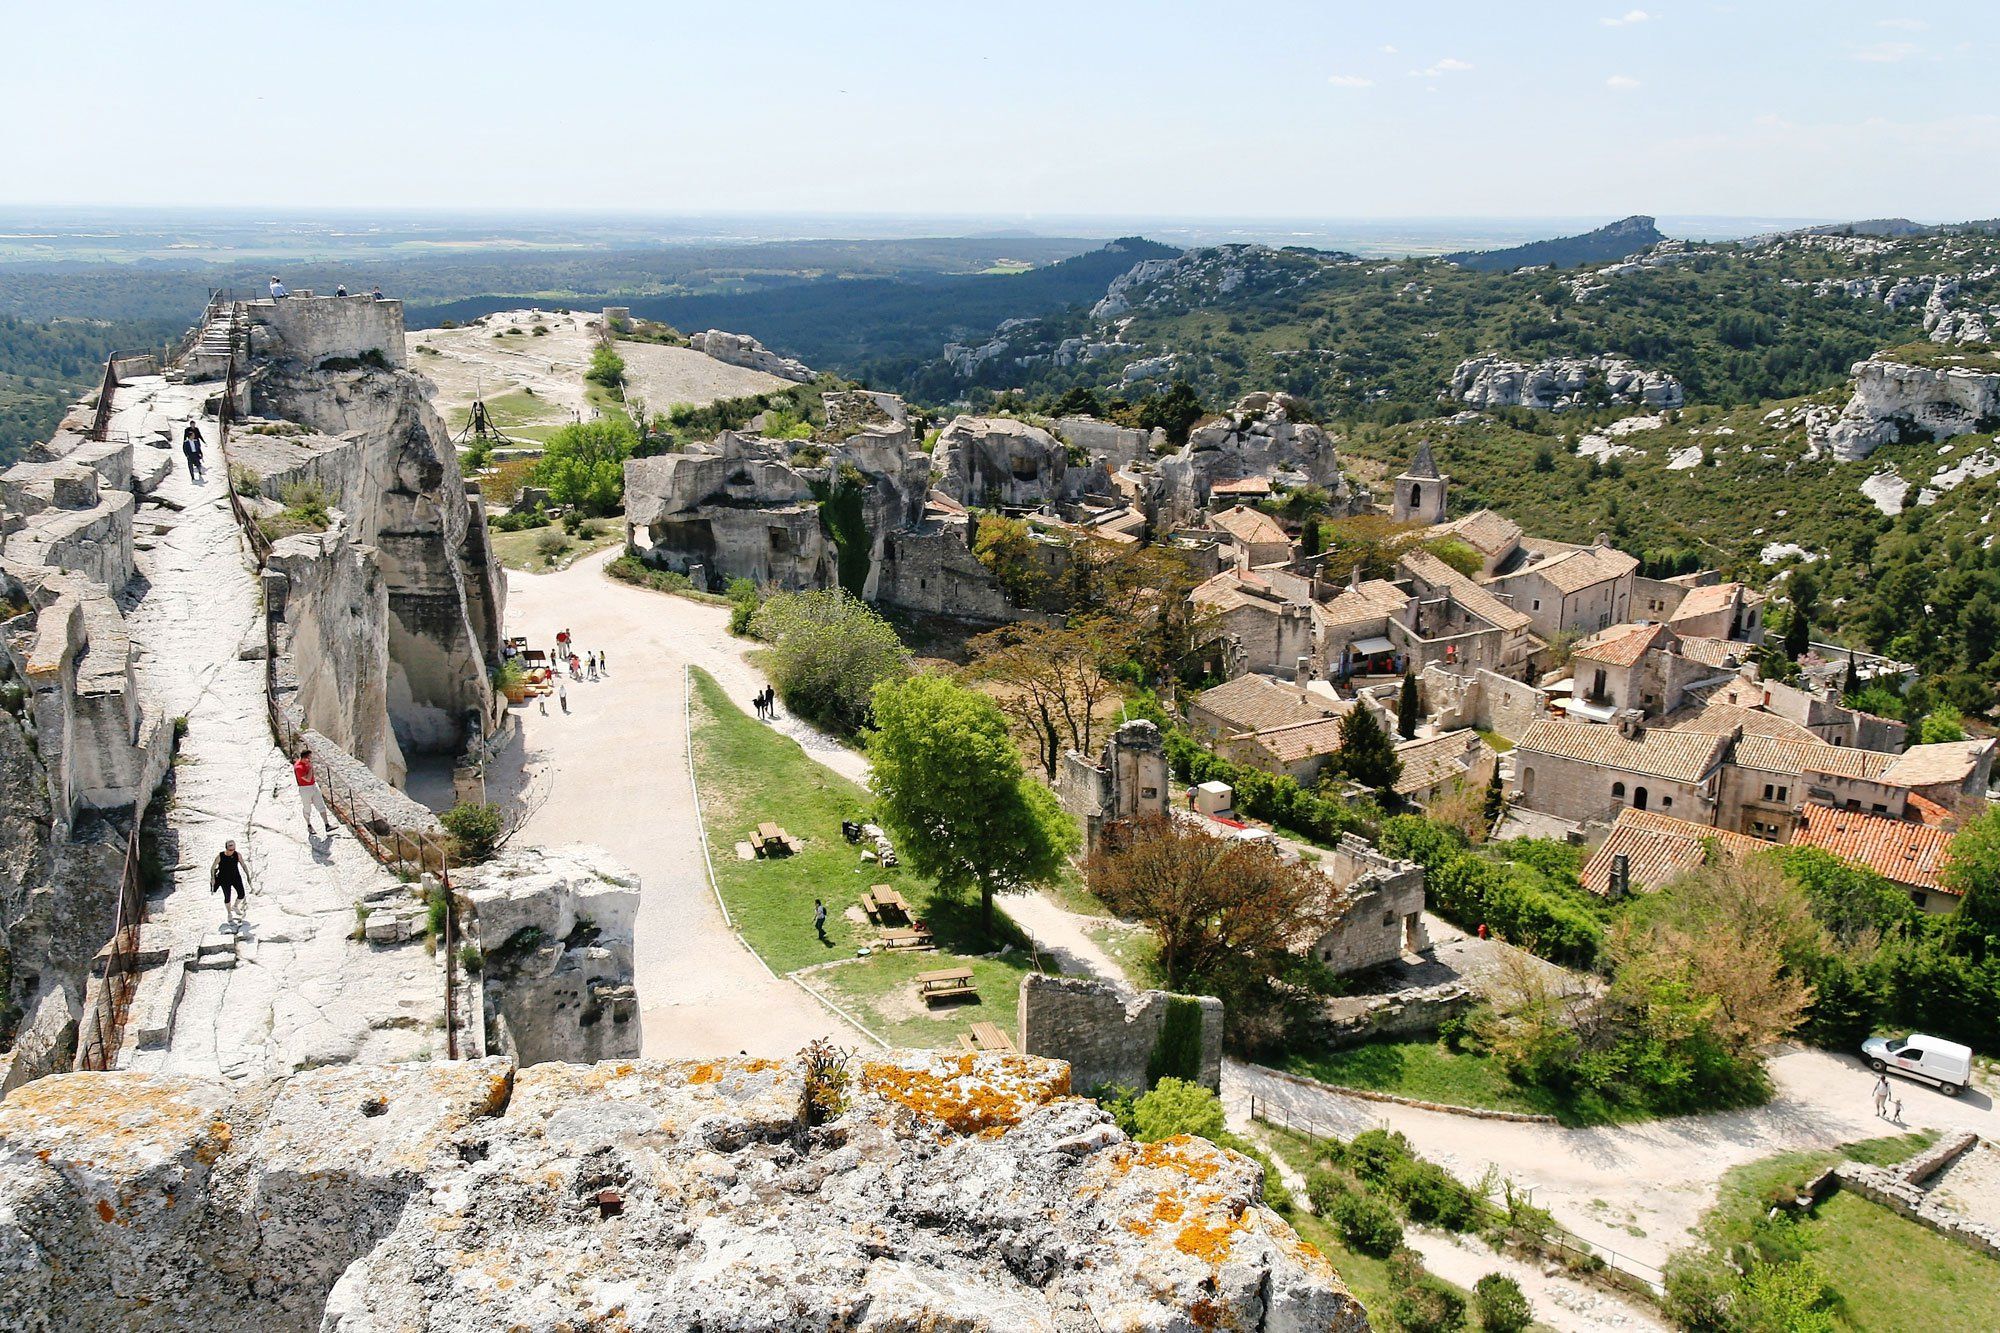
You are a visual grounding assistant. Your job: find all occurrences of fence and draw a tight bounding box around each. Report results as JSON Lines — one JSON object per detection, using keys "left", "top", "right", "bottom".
{"left": 87, "top": 354, "right": 123, "bottom": 443}
{"left": 211, "top": 332, "right": 464, "bottom": 1060}
{"left": 1246, "top": 1093, "right": 1666, "bottom": 1298}
{"left": 73, "top": 799, "right": 151, "bottom": 1071}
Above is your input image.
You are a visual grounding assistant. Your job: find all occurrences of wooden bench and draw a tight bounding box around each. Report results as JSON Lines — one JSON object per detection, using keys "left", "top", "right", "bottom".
{"left": 968, "top": 1021, "right": 1016, "bottom": 1053}
{"left": 862, "top": 884, "right": 909, "bottom": 923}
{"left": 878, "top": 926, "right": 934, "bottom": 951}
{"left": 916, "top": 967, "right": 977, "bottom": 1005}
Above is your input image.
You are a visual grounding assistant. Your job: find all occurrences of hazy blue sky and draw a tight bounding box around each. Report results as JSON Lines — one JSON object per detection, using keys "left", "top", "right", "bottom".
{"left": 4, "top": 1, "right": 1993, "bottom": 220}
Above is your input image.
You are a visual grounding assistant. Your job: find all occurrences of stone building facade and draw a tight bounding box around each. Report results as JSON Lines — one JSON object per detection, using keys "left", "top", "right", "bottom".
{"left": 1305, "top": 836, "right": 1430, "bottom": 973}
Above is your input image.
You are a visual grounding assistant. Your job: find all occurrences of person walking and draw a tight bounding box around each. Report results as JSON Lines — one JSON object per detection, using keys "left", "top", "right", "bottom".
{"left": 211, "top": 839, "right": 249, "bottom": 926}
{"left": 814, "top": 898, "right": 829, "bottom": 944}
{"left": 558, "top": 682, "right": 569, "bottom": 714}
{"left": 598, "top": 650, "right": 608, "bottom": 675}
{"left": 586, "top": 654, "right": 598, "bottom": 682}
{"left": 1873, "top": 1073, "right": 1891, "bottom": 1118}
{"left": 294, "top": 747, "right": 335, "bottom": 837}
{"left": 181, "top": 422, "right": 205, "bottom": 482}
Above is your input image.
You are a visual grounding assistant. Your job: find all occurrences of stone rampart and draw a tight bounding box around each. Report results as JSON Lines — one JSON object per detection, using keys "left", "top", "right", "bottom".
{"left": 247, "top": 295, "right": 407, "bottom": 370}
{"left": 1019, "top": 972, "right": 1222, "bottom": 1093}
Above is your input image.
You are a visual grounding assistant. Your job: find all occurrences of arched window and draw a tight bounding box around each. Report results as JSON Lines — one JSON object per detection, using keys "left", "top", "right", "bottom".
{"left": 1520, "top": 767, "right": 1535, "bottom": 795}
{"left": 1634, "top": 786, "right": 1650, "bottom": 811}
{"left": 1611, "top": 782, "right": 1626, "bottom": 801}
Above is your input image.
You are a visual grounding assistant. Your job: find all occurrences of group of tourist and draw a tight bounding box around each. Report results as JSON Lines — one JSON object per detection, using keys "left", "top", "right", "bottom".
{"left": 209, "top": 744, "right": 336, "bottom": 929}
{"left": 267, "top": 276, "right": 384, "bottom": 301}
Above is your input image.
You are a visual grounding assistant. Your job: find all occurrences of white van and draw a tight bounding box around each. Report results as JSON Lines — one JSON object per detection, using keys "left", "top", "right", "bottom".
{"left": 1862, "top": 1033, "right": 1974, "bottom": 1097}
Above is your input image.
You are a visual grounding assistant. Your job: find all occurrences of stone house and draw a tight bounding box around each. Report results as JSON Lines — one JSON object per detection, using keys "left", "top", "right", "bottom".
{"left": 1483, "top": 541, "right": 1637, "bottom": 640}
{"left": 1054, "top": 720, "right": 1172, "bottom": 851}
{"left": 1428, "top": 508, "right": 1521, "bottom": 578}
{"left": 1562, "top": 620, "right": 1731, "bottom": 722}
{"left": 1805, "top": 738, "right": 1996, "bottom": 824}
{"left": 1665, "top": 580, "right": 1767, "bottom": 643}
{"left": 1190, "top": 569, "right": 1313, "bottom": 679}
{"left": 1217, "top": 713, "right": 1354, "bottom": 786}
{"left": 1792, "top": 802, "right": 1960, "bottom": 914}
{"left": 1581, "top": 807, "right": 1770, "bottom": 896}
{"left": 1187, "top": 673, "right": 1342, "bottom": 743}
{"left": 1512, "top": 717, "right": 1729, "bottom": 825}
{"left": 1418, "top": 663, "right": 1550, "bottom": 743}
{"left": 1391, "top": 729, "right": 1496, "bottom": 809}
{"left": 1315, "top": 575, "right": 1413, "bottom": 679}
{"left": 1207, "top": 504, "right": 1294, "bottom": 570}
{"left": 1395, "top": 549, "right": 1537, "bottom": 677}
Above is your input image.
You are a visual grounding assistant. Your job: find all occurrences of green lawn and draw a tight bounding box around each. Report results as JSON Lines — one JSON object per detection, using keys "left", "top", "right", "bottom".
{"left": 1805, "top": 1190, "right": 2000, "bottom": 1332}
{"left": 490, "top": 521, "right": 624, "bottom": 572}
{"left": 1276, "top": 1039, "right": 1570, "bottom": 1120}
{"left": 447, "top": 387, "right": 569, "bottom": 439}
{"left": 1700, "top": 1132, "right": 1937, "bottom": 1251}
{"left": 688, "top": 667, "right": 1044, "bottom": 1046}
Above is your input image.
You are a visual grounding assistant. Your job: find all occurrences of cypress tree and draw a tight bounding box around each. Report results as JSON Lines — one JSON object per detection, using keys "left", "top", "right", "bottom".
{"left": 1396, "top": 671, "right": 1421, "bottom": 740}
{"left": 1336, "top": 705, "right": 1402, "bottom": 792}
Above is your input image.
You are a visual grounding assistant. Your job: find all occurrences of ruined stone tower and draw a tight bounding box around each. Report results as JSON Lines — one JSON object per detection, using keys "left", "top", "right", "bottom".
{"left": 1392, "top": 440, "right": 1448, "bottom": 526}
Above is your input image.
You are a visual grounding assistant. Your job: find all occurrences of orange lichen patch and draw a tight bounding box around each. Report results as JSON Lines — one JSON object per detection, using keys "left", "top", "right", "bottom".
{"left": 1172, "top": 1210, "right": 1247, "bottom": 1265}
{"left": 859, "top": 1054, "right": 1069, "bottom": 1137}
{"left": 1246, "top": 1208, "right": 1336, "bottom": 1279}
{"left": 94, "top": 1199, "right": 116, "bottom": 1224}
{"left": 1115, "top": 1136, "right": 1223, "bottom": 1184}
{"left": 0, "top": 1073, "right": 233, "bottom": 1181}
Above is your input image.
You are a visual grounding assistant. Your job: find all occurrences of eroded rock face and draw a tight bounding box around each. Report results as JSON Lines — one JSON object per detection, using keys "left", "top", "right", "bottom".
{"left": 934, "top": 415, "right": 1111, "bottom": 509}
{"left": 1154, "top": 392, "right": 1347, "bottom": 529}
{"left": 1814, "top": 356, "right": 2000, "bottom": 462}
{"left": 0, "top": 1053, "right": 1367, "bottom": 1332}
{"left": 687, "top": 329, "right": 814, "bottom": 382}
{"left": 1449, "top": 354, "right": 1683, "bottom": 411}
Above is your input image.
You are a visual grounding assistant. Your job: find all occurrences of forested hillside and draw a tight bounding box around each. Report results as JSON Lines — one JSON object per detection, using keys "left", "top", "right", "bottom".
{"left": 0, "top": 314, "right": 180, "bottom": 464}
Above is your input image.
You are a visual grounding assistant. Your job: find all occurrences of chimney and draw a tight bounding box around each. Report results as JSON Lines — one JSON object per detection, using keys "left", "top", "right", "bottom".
{"left": 1350, "top": 564, "right": 1362, "bottom": 590}
{"left": 1296, "top": 655, "right": 1313, "bottom": 685}
{"left": 1610, "top": 853, "right": 1631, "bottom": 899}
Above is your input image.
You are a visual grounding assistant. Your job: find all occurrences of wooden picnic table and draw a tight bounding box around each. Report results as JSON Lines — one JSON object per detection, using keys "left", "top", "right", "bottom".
{"left": 968, "top": 1021, "right": 1016, "bottom": 1053}
{"left": 751, "top": 823, "right": 798, "bottom": 857}
{"left": 878, "top": 926, "right": 934, "bottom": 951}
{"left": 915, "top": 967, "right": 977, "bottom": 1004}
{"left": 862, "top": 884, "right": 910, "bottom": 922}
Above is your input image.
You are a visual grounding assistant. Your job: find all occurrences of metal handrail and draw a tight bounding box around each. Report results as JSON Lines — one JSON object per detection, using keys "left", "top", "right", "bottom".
{"left": 209, "top": 324, "right": 464, "bottom": 1059}
{"left": 1246, "top": 1093, "right": 1666, "bottom": 1294}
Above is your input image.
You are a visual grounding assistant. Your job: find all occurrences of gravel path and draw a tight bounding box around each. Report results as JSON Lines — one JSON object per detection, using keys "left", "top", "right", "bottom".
{"left": 495, "top": 549, "right": 864, "bottom": 1057}
{"left": 1226, "top": 1046, "right": 1999, "bottom": 1275}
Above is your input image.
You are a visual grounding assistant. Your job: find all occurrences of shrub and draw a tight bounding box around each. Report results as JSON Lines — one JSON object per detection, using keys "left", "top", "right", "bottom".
{"left": 1304, "top": 1167, "right": 1349, "bottom": 1217}
{"left": 456, "top": 943, "right": 483, "bottom": 974}
{"left": 439, "top": 801, "right": 504, "bottom": 862}
{"left": 1346, "top": 1128, "right": 1413, "bottom": 1183}
{"left": 752, "top": 589, "right": 909, "bottom": 733}
{"left": 1388, "top": 1248, "right": 1468, "bottom": 1332}
{"left": 534, "top": 529, "right": 570, "bottom": 561}
{"left": 726, "top": 577, "right": 760, "bottom": 636}
{"left": 1389, "top": 1157, "right": 1479, "bottom": 1231}
{"left": 1131, "top": 1077, "right": 1226, "bottom": 1142}
{"left": 1332, "top": 1190, "right": 1404, "bottom": 1256}
{"left": 1471, "top": 1274, "right": 1531, "bottom": 1332}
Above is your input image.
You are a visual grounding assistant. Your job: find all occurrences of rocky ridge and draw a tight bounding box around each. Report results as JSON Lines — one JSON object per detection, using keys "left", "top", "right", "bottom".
{"left": 0, "top": 1051, "right": 1365, "bottom": 1331}
{"left": 687, "top": 329, "right": 815, "bottom": 383}
{"left": 1448, "top": 354, "right": 1684, "bottom": 412}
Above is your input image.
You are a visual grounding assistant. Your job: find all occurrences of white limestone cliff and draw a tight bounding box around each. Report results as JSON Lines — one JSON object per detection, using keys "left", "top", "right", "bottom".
{"left": 1814, "top": 355, "right": 2000, "bottom": 462}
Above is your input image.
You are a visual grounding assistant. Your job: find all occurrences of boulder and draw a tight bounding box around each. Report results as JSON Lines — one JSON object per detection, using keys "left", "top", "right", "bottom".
{"left": 1449, "top": 354, "right": 1683, "bottom": 411}
{"left": 686, "top": 330, "right": 813, "bottom": 382}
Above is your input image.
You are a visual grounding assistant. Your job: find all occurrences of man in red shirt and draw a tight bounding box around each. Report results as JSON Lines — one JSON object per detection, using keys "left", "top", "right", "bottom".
{"left": 294, "top": 746, "right": 335, "bottom": 837}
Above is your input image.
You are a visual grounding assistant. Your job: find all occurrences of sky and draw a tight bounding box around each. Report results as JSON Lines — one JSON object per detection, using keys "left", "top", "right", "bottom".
{"left": 2, "top": 0, "right": 1994, "bottom": 222}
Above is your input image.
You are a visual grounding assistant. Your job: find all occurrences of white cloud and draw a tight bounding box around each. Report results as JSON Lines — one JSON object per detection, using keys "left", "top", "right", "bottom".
{"left": 1602, "top": 8, "right": 1650, "bottom": 25}
{"left": 1410, "top": 57, "right": 1473, "bottom": 77}
{"left": 1380, "top": 44, "right": 1399, "bottom": 54}
{"left": 1606, "top": 74, "right": 1642, "bottom": 90}
{"left": 1876, "top": 18, "right": 1928, "bottom": 30}
{"left": 1852, "top": 40, "right": 1919, "bottom": 63}
{"left": 1327, "top": 74, "right": 1374, "bottom": 88}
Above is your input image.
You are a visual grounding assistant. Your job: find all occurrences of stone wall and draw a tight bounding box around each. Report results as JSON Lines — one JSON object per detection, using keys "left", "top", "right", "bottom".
{"left": 1309, "top": 835, "right": 1429, "bottom": 974}
{"left": 0, "top": 1052, "right": 1364, "bottom": 1331}
{"left": 1317, "top": 982, "right": 1474, "bottom": 1049}
{"left": 1019, "top": 973, "right": 1223, "bottom": 1093}
{"left": 264, "top": 523, "right": 401, "bottom": 784}
{"left": 246, "top": 295, "right": 408, "bottom": 370}
{"left": 1831, "top": 1132, "right": 2000, "bottom": 1258}
{"left": 874, "top": 522, "right": 1021, "bottom": 621}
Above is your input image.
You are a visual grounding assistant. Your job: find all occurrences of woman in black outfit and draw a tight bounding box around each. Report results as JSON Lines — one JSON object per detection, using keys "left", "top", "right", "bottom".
{"left": 211, "top": 839, "right": 249, "bottom": 925}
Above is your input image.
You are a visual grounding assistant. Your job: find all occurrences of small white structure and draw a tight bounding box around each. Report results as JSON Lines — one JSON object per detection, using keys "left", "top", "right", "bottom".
{"left": 1192, "top": 781, "right": 1235, "bottom": 816}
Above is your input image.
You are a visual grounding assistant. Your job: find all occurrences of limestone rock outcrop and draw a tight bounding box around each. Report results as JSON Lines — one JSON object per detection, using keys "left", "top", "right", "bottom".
{"left": 1449, "top": 354, "right": 1684, "bottom": 411}
{"left": 1154, "top": 392, "right": 1347, "bottom": 529}
{"left": 1814, "top": 355, "right": 2000, "bottom": 462}
{"left": 933, "top": 415, "right": 1110, "bottom": 509}
{"left": 687, "top": 329, "right": 814, "bottom": 382}
{"left": 0, "top": 1052, "right": 1368, "bottom": 1332}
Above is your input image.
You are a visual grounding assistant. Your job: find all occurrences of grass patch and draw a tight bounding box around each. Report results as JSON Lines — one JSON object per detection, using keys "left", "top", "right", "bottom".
{"left": 688, "top": 667, "right": 1046, "bottom": 1047}
{"left": 604, "top": 553, "right": 731, "bottom": 605}
{"left": 448, "top": 386, "right": 568, "bottom": 438}
{"left": 490, "top": 521, "right": 623, "bottom": 572}
{"left": 1475, "top": 728, "right": 1515, "bottom": 754}
{"left": 1276, "top": 1038, "right": 1574, "bottom": 1120}
{"left": 1700, "top": 1132, "right": 1937, "bottom": 1251}
{"left": 1087, "top": 919, "right": 1159, "bottom": 987}
{"left": 1802, "top": 1189, "right": 2000, "bottom": 1332}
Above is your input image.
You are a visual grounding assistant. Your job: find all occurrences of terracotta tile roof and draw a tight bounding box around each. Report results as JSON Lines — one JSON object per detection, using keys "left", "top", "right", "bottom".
{"left": 1727, "top": 734, "right": 1835, "bottom": 776}
{"left": 1241, "top": 712, "right": 1355, "bottom": 764}
{"left": 1209, "top": 476, "right": 1273, "bottom": 497}
{"left": 1798, "top": 745, "right": 1902, "bottom": 782}
{"left": 1194, "top": 674, "right": 1339, "bottom": 734}
{"left": 1880, "top": 739, "right": 1994, "bottom": 789}
{"left": 1209, "top": 504, "right": 1291, "bottom": 547}
{"left": 1661, "top": 699, "right": 1820, "bottom": 743}
{"left": 1906, "top": 792, "right": 1957, "bottom": 827}
{"left": 1319, "top": 578, "right": 1409, "bottom": 626}
{"left": 1669, "top": 581, "right": 1762, "bottom": 623}
{"left": 1393, "top": 729, "right": 1488, "bottom": 797}
{"left": 1192, "top": 570, "right": 1284, "bottom": 616}
{"left": 1793, "top": 803, "right": 1957, "bottom": 893}
{"left": 1528, "top": 545, "right": 1639, "bottom": 595}
{"left": 1676, "top": 635, "right": 1751, "bottom": 669}
{"left": 1434, "top": 508, "right": 1520, "bottom": 557}
{"left": 1517, "top": 718, "right": 1729, "bottom": 785}
{"left": 1400, "top": 549, "right": 1533, "bottom": 632}
{"left": 1573, "top": 621, "right": 1675, "bottom": 669}
{"left": 1581, "top": 807, "right": 1769, "bottom": 896}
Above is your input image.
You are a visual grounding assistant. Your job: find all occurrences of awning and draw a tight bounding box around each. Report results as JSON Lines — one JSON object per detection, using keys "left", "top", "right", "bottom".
{"left": 1350, "top": 636, "right": 1397, "bottom": 656}
{"left": 1559, "top": 696, "right": 1619, "bottom": 722}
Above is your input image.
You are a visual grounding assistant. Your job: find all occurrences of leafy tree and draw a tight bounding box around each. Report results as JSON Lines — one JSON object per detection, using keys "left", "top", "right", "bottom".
{"left": 752, "top": 590, "right": 909, "bottom": 732}
{"left": 1130, "top": 1077, "right": 1226, "bottom": 1142}
{"left": 1086, "top": 814, "right": 1334, "bottom": 995}
{"left": 585, "top": 342, "right": 625, "bottom": 390}
{"left": 868, "top": 674, "right": 1078, "bottom": 939}
{"left": 1943, "top": 807, "right": 2000, "bottom": 962}
{"left": 1916, "top": 703, "right": 1966, "bottom": 744}
{"left": 1300, "top": 515, "right": 1323, "bottom": 558}
{"left": 528, "top": 417, "right": 635, "bottom": 516}
{"left": 968, "top": 618, "right": 1128, "bottom": 779}
{"left": 1135, "top": 379, "right": 1205, "bottom": 445}
{"left": 1332, "top": 705, "right": 1402, "bottom": 792}
{"left": 1471, "top": 1274, "right": 1532, "bottom": 1333}
{"left": 972, "top": 514, "right": 1048, "bottom": 606}
{"left": 1397, "top": 671, "right": 1421, "bottom": 740}
{"left": 1048, "top": 385, "right": 1105, "bottom": 418}
{"left": 1422, "top": 536, "right": 1484, "bottom": 578}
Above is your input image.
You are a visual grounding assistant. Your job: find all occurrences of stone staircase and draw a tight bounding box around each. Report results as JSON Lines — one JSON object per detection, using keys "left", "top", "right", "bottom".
{"left": 172, "top": 302, "right": 243, "bottom": 383}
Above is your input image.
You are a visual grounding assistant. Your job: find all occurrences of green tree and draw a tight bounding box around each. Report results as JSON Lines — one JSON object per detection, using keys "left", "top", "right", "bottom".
{"left": 1943, "top": 807, "right": 2000, "bottom": 962}
{"left": 867, "top": 674, "right": 1079, "bottom": 939}
{"left": 753, "top": 589, "right": 910, "bottom": 732}
{"left": 528, "top": 416, "right": 635, "bottom": 516}
{"left": 1135, "top": 379, "right": 1205, "bottom": 445}
{"left": 1917, "top": 703, "right": 1966, "bottom": 744}
{"left": 1333, "top": 705, "right": 1402, "bottom": 792}
{"left": 1482, "top": 768, "right": 1505, "bottom": 825}
{"left": 1300, "top": 515, "right": 1323, "bottom": 558}
{"left": 1397, "top": 671, "right": 1421, "bottom": 740}
{"left": 1783, "top": 570, "right": 1819, "bottom": 661}
{"left": 1048, "top": 385, "right": 1105, "bottom": 418}
{"left": 585, "top": 342, "right": 625, "bottom": 390}
{"left": 1842, "top": 651, "right": 1860, "bottom": 698}
{"left": 1131, "top": 1077, "right": 1226, "bottom": 1142}
{"left": 1471, "top": 1273, "right": 1532, "bottom": 1333}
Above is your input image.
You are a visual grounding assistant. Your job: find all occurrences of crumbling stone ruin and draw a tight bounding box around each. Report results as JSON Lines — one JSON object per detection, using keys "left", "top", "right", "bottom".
{"left": 1304, "top": 835, "right": 1430, "bottom": 974}
{"left": 1020, "top": 972, "right": 1223, "bottom": 1094}
{"left": 0, "top": 1051, "right": 1365, "bottom": 1331}
{"left": 1056, "top": 718, "right": 1172, "bottom": 850}
{"left": 686, "top": 328, "right": 815, "bottom": 382}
